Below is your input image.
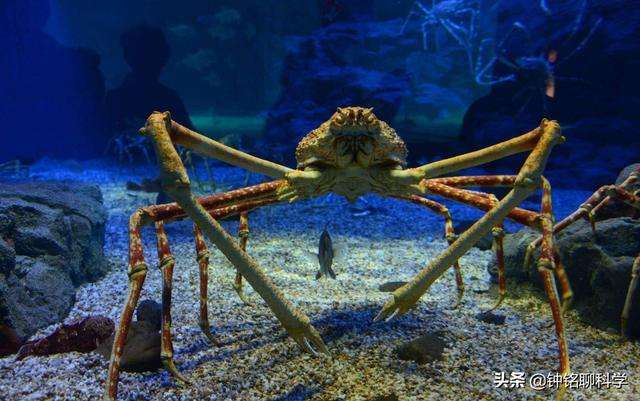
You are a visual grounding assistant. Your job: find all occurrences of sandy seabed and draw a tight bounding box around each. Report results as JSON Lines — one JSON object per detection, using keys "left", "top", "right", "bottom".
{"left": 0, "top": 161, "right": 638, "bottom": 401}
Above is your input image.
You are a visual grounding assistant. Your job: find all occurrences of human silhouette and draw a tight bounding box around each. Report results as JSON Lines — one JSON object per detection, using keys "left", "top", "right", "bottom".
{"left": 106, "top": 25, "right": 193, "bottom": 145}
{"left": 0, "top": 0, "right": 107, "bottom": 162}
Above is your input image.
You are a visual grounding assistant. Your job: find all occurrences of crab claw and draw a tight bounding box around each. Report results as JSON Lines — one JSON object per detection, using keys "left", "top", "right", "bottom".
{"left": 374, "top": 289, "right": 419, "bottom": 323}
{"left": 281, "top": 314, "right": 329, "bottom": 357}
{"left": 374, "top": 297, "right": 401, "bottom": 322}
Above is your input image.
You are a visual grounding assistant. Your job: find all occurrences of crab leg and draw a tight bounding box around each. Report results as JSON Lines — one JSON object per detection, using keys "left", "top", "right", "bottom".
{"left": 377, "top": 119, "right": 570, "bottom": 374}
{"left": 416, "top": 181, "right": 535, "bottom": 310}
{"left": 622, "top": 255, "right": 640, "bottom": 338}
{"left": 105, "top": 210, "right": 148, "bottom": 400}
{"left": 396, "top": 195, "right": 465, "bottom": 306}
{"left": 141, "top": 112, "right": 327, "bottom": 355}
{"left": 386, "top": 121, "right": 557, "bottom": 192}
{"left": 193, "top": 224, "right": 219, "bottom": 345}
{"left": 527, "top": 165, "right": 639, "bottom": 252}
{"left": 430, "top": 177, "right": 569, "bottom": 371}
{"left": 526, "top": 185, "right": 614, "bottom": 254}
{"left": 477, "top": 193, "right": 508, "bottom": 311}
{"left": 233, "top": 212, "right": 252, "bottom": 305}
{"left": 537, "top": 178, "right": 570, "bottom": 376}
{"left": 143, "top": 180, "right": 283, "bottom": 223}
{"left": 594, "top": 166, "right": 638, "bottom": 210}
{"left": 160, "top": 115, "right": 293, "bottom": 178}
{"left": 490, "top": 222, "right": 506, "bottom": 311}
{"left": 421, "top": 180, "right": 540, "bottom": 226}
{"left": 155, "top": 221, "right": 190, "bottom": 383}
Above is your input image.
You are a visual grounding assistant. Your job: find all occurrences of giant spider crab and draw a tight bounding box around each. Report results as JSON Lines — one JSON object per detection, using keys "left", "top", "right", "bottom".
{"left": 106, "top": 106, "right": 579, "bottom": 399}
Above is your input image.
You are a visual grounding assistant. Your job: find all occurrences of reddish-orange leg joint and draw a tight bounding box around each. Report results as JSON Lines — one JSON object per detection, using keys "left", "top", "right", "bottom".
{"left": 478, "top": 193, "right": 508, "bottom": 312}
{"left": 537, "top": 178, "right": 570, "bottom": 377}
{"left": 399, "top": 195, "right": 465, "bottom": 307}
{"left": 553, "top": 246, "right": 573, "bottom": 315}
{"left": 419, "top": 180, "right": 538, "bottom": 311}
{"left": 155, "top": 221, "right": 190, "bottom": 383}
{"left": 593, "top": 166, "right": 638, "bottom": 216}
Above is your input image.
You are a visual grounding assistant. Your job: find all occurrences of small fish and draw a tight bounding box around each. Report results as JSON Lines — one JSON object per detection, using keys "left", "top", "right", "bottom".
{"left": 309, "top": 227, "right": 340, "bottom": 279}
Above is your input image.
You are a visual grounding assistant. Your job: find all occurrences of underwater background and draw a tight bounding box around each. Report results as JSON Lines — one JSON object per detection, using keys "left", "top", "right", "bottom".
{"left": 2, "top": 0, "right": 639, "bottom": 187}
{"left": 1, "top": 1, "right": 640, "bottom": 400}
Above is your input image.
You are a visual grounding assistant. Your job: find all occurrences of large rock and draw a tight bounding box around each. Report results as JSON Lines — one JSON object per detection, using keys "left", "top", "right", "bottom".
{"left": 493, "top": 217, "right": 640, "bottom": 337}
{"left": 394, "top": 330, "right": 450, "bottom": 364}
{"left": 0, "top": 182, "right": 107, "bottom": 340}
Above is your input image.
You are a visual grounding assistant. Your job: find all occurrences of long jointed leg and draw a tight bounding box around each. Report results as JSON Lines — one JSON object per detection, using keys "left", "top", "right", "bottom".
{"left": 592, "top": 164, "right": 638, "bottom": 216}
{"left": 489, "top": 222, "right": 506, "bottom": 311}
{"left": 399, "top": 195, "right": 465, "bottom": 307}
{"left": 105, "top": 210, "right": 149, "bottom": 401}
{"left": 474, "top": 192, "right": 507, "bottom": 311}
{"left": 537, "top": 178, "right": 570, "bottom": 376}
{"left": 374, "top": 186, "right": 538, "bottom": 322}
{"left": 155, "top": 221, "right": 190, "bottom": 383}
{"left": 148, "top": 180, "right": 283, "bottom": 223}
{"left": 376, "top": 119, "right": 570, "bottom": 376}
{"left": 141, "top": 111, "right": 327, "bottom": 358}
{"left": 193, "top": 224, "right": 219, "bottom": 345}
{"left": 527, "top": 179, "right": 573, "bottom": 314}
{"left": 233, "top": 211, "right": 252, "bottom": 305}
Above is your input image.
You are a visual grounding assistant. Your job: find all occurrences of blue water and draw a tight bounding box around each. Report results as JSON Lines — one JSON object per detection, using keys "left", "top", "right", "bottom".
{"left": 1, "top": 0, "right": 638, "bottom": 191}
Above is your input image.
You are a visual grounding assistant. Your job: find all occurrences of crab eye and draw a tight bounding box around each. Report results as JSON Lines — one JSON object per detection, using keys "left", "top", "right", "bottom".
{"left": 375, "top": 158, "right": 404, "bottom": 169}
{"left": 303, "top": 160, "right": 332, "bottom": 171}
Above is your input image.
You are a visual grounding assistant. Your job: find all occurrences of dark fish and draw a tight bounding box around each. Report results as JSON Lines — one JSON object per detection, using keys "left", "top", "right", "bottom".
{"left": 312, "top": 228, "right": 337, "bottom": 279}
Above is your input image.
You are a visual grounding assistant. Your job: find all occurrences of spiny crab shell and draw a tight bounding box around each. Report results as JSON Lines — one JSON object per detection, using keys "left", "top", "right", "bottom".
{"left": 295, "top": 107, "right": 408, "bottom": 171}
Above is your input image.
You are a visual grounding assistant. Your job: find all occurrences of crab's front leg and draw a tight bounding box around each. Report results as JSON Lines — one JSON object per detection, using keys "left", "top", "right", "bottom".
{"left": 142, "top": 112, "right": 328, "bottom": 355}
